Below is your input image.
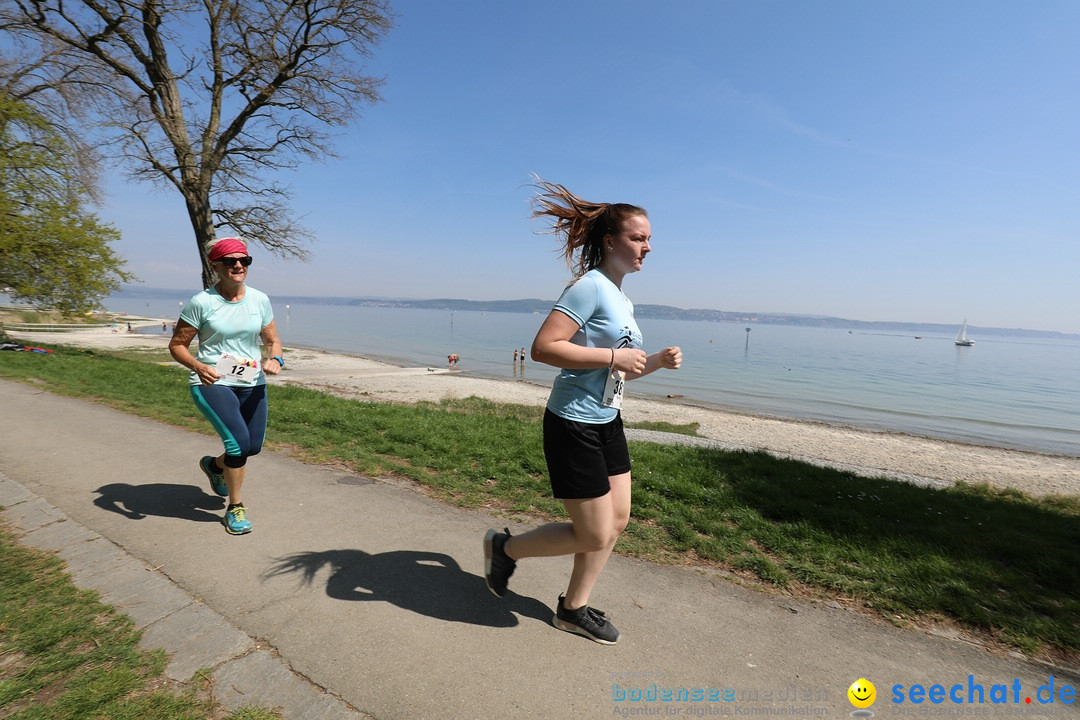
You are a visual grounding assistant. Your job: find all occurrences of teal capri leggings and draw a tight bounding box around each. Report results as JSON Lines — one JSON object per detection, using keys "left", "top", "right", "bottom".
{"left": 190, "top": 384, "right": 268, "bottom": 468}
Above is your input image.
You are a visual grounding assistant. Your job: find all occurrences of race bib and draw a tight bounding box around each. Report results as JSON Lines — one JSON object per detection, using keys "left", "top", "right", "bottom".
{"left": 601, "top": 368, "right": 625, "bottom": 409}
{"left": 215, "top": 352, "right": 260, "bottom": 384}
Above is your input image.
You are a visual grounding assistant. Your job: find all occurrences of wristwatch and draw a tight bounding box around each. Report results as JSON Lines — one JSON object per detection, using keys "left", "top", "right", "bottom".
{"left": 272, "top": 355, "right": 285, "bottom": 367}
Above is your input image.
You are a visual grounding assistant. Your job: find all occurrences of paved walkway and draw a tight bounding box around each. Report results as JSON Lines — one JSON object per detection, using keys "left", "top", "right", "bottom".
{"left": 0, "top": 379, "right": 1074, "bottom": 719}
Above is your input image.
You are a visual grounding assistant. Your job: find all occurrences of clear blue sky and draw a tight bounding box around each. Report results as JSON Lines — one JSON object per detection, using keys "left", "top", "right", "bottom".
{"left": 101, "top": 1, "right": 1080, "bottom": 333}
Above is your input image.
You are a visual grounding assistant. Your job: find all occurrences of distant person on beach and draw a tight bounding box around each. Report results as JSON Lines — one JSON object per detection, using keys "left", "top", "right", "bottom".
{"left": 513, "top": 348, "right": 518, "bottom": 364}
{"left": 519, "top": 346, "right": 525, "bottom": 364}
{"left": 483, "top": 179, "right": 682, "bottom": 645}
{"left": 448, "top": 353, "right": 459, "bottom": 368}
{"left": 168, "top": 237, "right": 283, "bottom": 536}
{"left": 162, "top": 322, "right": 167, "bottom": 333}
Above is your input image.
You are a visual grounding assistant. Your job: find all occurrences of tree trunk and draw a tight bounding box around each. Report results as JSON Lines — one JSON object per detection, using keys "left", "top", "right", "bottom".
{"left": 183, "top": 190, "right": 217, "bottom": 290}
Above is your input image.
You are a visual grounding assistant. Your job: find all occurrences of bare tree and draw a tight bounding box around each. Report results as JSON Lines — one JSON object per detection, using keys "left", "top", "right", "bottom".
{"left": 1, "top": 0, "right": 394, "bottom": 287}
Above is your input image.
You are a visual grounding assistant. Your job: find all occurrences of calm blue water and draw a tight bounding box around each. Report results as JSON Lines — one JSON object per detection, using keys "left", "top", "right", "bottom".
{"left": 105, "top": 293, "right": 1080, "bottom": 457}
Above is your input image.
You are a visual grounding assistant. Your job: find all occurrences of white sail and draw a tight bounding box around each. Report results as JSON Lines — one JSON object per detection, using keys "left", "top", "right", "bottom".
{"left": 955, "top": 319, "right": 974, "bottom": 346}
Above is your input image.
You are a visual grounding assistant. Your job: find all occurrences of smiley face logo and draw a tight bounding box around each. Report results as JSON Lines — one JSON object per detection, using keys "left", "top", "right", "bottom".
{"left": 848, "top": 678, "right": 876, "bottom": 709}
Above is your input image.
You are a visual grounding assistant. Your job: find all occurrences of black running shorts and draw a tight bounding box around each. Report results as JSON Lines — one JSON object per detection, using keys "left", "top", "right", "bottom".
{"left": 543, "top": 408, "right": 631, "bottom": 499}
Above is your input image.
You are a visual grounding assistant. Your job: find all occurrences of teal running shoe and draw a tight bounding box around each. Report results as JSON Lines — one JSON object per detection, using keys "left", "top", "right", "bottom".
{"left": 199, "top": 456, "right": 228, "bottom": 497}
{"left": 222, "top": 504, "right": 251, "bottom": 535}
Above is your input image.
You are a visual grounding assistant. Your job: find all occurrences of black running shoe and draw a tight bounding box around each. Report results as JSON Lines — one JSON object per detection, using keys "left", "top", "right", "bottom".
{"left": 483, "top": 528, "right": 516, "bottom": 597}
{"left": 553, "top": 594, "right": 620, "bottom": 645}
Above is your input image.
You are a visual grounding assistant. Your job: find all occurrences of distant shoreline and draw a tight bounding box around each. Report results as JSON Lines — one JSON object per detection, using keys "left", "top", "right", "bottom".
{"left": 107, "top": 288, "right": 1080, "bottom": 340}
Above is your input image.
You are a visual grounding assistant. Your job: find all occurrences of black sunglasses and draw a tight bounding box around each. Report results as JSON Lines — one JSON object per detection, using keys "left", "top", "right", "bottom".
{"left": 215, "top": 256, "right": 253, "bottom": 267}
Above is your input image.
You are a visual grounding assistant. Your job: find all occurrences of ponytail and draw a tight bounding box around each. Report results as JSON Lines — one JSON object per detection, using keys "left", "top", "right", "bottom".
{"left": 530, "top": 177, "right": 647, "bottom": 278}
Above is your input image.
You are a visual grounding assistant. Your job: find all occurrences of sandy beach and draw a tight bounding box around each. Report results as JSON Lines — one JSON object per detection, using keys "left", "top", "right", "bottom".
{"left": 7, "top": 319, "right": 1080, "bottom": 498}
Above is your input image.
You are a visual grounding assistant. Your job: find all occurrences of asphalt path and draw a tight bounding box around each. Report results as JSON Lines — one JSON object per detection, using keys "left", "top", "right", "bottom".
{"left": 0, "top": 379, "right": 1074, "bottom": 719}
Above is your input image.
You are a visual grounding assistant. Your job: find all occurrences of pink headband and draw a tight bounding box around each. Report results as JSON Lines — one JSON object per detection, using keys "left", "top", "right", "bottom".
{"left": 208, "top": 237, "right": 248, "bottom": 261}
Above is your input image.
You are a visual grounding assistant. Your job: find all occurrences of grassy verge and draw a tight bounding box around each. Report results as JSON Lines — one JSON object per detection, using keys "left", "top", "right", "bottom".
{"left": 0, "top": 519, "right": 281, "bottom": 719}
{"left": 625, "top": 420, "right": 701, "bottom": 437}
{"left": 0, "top": 343, "right": 1077, "bottom": 660}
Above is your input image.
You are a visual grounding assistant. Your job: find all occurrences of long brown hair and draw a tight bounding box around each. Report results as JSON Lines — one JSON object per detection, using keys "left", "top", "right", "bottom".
{"left": 530, "top": 177, "right": 647, "bottom": 278}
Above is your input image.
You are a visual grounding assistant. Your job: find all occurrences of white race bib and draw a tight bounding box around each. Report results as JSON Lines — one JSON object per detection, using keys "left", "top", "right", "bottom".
{"left": 601, "top": 369, "right": 625, "bottom": 409}
{"left": 215, "top": 352, "right": 260, "bottom": 384}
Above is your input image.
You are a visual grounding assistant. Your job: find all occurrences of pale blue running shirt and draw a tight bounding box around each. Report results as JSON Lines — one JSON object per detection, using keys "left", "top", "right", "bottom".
{"left": 180, "top": 286, "right": 274, "bottom": 387}
{"left": 546, "top": 269, "right": 643, "bottom": 423}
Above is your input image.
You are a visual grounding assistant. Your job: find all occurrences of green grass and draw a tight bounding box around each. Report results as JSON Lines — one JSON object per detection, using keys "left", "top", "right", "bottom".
{"left": 625, "top": 420, "right": 702, "bottom": 437}
{"left": 0, "top": 342, "right": 1077, "bottom": 659}
{"left": 0, "top": 520, "right": 281, "bottom": 719}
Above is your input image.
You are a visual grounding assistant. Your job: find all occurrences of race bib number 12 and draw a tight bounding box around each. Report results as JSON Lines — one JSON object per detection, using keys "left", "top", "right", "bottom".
{"left": 215, "top": 352, "right": 259, "bottom": 384}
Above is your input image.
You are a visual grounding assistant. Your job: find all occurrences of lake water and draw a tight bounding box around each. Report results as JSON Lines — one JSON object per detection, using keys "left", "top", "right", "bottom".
{"left": 103, "top": 292, "right": 1080, "bottom": 458}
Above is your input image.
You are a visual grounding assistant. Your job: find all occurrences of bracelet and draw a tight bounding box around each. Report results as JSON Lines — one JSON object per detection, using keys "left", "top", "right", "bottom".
{"left": 608, "top": 347, "right": 616, "bottom": 370}
{"left": 272, "top": 355, "right": 285, "bottom": 367}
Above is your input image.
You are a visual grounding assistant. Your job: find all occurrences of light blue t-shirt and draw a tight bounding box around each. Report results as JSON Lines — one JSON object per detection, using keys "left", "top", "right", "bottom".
{"left": 180, "top": 286, "right": 274, "bottom": 387}
{"left": 546, "top": 269, "right": 643, "bottom": 423}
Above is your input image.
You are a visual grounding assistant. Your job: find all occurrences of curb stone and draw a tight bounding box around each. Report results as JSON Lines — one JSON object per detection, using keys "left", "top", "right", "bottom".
{"left": 0, "top": 470, "right": 371, "bottom": 720}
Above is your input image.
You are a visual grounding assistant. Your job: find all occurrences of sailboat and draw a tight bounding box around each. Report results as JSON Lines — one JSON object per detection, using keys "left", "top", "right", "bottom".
{"left": 955, "top": 319, "right": 975, "bottom": 346}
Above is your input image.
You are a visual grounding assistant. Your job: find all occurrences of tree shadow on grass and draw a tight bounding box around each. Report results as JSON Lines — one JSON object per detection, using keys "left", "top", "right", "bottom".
{"left": 671, "top": 447, "right": 1080, "bottom": 653}
{"left": 263, "top": 548, "right": 552, "bottom": 628}
{"left": 93, "top": 482, "right": 224, "bottom": 522}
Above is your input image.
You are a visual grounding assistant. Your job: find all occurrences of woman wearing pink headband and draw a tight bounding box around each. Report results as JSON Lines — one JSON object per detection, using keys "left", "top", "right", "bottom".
{"left": 169, "top": 237, "right": 283, "bottom": 535}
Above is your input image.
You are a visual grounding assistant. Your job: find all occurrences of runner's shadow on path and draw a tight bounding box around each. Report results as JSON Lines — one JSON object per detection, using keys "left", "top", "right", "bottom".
{"left": 93, "top": 483, "right": 225, "bottom": 523}
{"left": 264, "top": 549, "right": 553, "bottom": 628}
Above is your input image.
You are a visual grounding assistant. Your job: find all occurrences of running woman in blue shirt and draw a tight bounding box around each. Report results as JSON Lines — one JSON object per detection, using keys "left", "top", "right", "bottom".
{"left": 169, "top": 237, "right": 283, "bottom": 535}
{"left": 484, "top": 179, "right": 682, "bottom": 644}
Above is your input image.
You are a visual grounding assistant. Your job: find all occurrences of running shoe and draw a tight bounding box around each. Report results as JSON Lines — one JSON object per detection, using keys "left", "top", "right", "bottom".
{"left": 199, "top": 455, "right": 228, "bottom": 497}
{"left": 553, "top": 594, "right": 620, "bottom": 645}
{"left": 222, "top": 504, "right": 252, "bottom": 535}
{"left": 483, "top": 527, "right": 516, "bottom": 597}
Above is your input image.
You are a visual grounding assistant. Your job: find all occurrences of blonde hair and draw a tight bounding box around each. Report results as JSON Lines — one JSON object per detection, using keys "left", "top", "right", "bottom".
{"left": 530, "top": 178, "right": 647, "bottom": 278}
